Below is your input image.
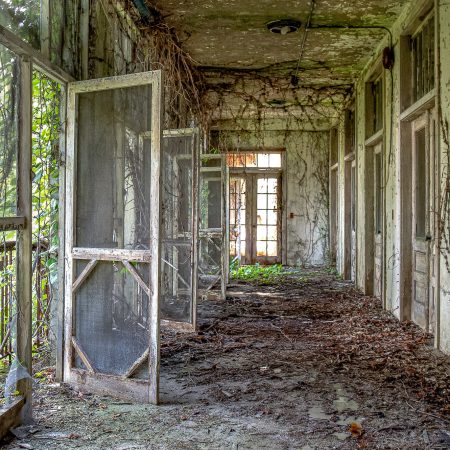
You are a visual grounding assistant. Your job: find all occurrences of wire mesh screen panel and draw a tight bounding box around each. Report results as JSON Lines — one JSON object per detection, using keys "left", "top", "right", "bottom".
{"left": 74, "top": 261, "right": 149, "bottom": 377}
{"left": 76, "top": 86, "right": 152, "bottom": 250}
{"left": 229, "top": 177, "right": 246, "bottom": 262}
{"left": 66, "top": 72, "right": 163, "bottom": 404}
{"left": 160, "top": 132, "right": 196, "bottom": 325}
{"left": 0, "top": 233, "right": 16, "bottom": 370}
{"left": 0, "top": 44, "right": 18, "bottom": 218}
{"left": 199, "top": 155, "right": 226, "bottom": 295}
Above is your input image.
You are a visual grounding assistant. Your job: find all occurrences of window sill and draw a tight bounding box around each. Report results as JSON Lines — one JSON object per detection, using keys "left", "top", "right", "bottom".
{"left": 400, "top": 89, "right": 436, "bottom": 123}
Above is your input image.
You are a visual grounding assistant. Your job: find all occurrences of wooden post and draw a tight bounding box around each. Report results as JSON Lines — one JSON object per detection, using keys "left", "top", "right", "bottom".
{"left": 63, "top": 86, "right": 76, "bottom": 385}
{"left": 16, "top": 56, "right": 33, "bottom": 422}
{"left": 40, "top": 0, "right": 51, "bottom": 59}
{"left": 191, "top": 130, "right": 200, "bottom": 330}
{"left": 148, "top": 71, "right": 163, "bottom": 405}
{"left": 55, "top": 85, "right": 67, "bottom": 381}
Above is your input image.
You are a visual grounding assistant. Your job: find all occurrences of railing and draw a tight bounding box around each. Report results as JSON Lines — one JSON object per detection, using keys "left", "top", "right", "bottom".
{"left": 0, "top": 240, "right": 52, "bottom": 364}
{"left": 0, "top": 241, "right": 15, "bottom": 363}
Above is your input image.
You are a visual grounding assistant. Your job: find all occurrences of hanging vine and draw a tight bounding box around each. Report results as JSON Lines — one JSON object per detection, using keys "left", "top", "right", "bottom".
{"left": 438, "top": 118, "right": 450, "bottom": 273}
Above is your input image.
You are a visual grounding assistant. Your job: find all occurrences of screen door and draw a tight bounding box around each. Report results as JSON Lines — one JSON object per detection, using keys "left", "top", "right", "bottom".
{"left": 198, "top": 154, "right": 229, "bottom": 299}
{"left": 160, "top": 129, "right": 199, "bottom": 331}
{"left": 63, "top": 72, "right": 163, "bottom": 404}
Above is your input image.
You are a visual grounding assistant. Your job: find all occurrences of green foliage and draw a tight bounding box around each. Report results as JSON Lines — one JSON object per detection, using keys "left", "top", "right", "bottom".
{"left": 0, "top": 70, "right": 61, "bottom": 371}
{"left": 230, "top": 262, "right": 288, "bottom": 285}
{"left": 30, "top": 71, "right": 61, "bottom": 353}
{"left": 0, "top": 0, "right": 40, "bottom": 48}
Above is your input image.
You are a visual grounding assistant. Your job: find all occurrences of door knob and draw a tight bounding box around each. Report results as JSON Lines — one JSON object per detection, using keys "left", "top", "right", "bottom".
{"left": 426, "top": 235, "right": 433, "bottom": 241}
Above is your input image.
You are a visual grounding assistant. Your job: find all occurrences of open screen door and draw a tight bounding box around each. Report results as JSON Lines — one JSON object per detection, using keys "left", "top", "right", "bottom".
{"left": 63, "top": 72, "right": 163, "bottom": 404}
{"left": 160, "top": 128, "right": 199, "bottom": 331}
{"left": 198, "top": 154, "right": 229, "bottom": 299}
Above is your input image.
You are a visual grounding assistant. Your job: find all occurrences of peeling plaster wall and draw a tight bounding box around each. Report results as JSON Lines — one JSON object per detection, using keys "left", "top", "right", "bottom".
{"left": 338, "top": 0, "right": 433, "bottom": 301}
{"left": 335, "top": 0, "right": 450, "bottom": 354}
{"left": 285, "top": 132, "right": 329, "bottom": 267}
{"left": 88, "top": 1, "right": 152, "bottom": 78}
{"left": 438, "top": 0, "right": 450, "bottom": 354}
{"left": 216, "top": 125, "right": 330, "bottom": 267}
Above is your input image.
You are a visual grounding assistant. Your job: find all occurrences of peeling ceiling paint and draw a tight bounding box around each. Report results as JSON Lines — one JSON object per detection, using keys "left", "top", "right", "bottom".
{"left": 150, "top": 0, "right": 409, "bottom": 85}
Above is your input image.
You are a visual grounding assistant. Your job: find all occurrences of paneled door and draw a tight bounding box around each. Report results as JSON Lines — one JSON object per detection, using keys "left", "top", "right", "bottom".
{"left": 350, "top": 160, "right": 357, "bottom": 282}
{"left": 411, "top": 112, "right": 436, "bottom": 332}
{"left": 373, "top": 142, "right": 383, "bottom": 298}
{"left": 230, "top": 173, "right": 282, "bottom": 265}
{"left": 64, "top": 72, "right": 163, "bottom": 404}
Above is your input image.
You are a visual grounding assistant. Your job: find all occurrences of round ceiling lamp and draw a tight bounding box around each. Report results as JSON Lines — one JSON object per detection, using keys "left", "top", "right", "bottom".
{"left": 266, "top": 19, "right": 302, "bottom": 35}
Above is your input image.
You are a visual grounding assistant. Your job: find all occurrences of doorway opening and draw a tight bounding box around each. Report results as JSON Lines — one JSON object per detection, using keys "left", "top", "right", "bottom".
{"left": 227, "top": 151, "right": 283, "bottom": 266}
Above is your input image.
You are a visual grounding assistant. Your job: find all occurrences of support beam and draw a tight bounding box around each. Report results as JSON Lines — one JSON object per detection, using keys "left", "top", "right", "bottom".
{"left": 16, "top": 56, "right": 33, "bottom": 423}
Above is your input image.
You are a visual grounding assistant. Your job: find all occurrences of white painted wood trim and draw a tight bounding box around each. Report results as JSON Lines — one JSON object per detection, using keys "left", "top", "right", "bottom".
{"left": 0, "top": 24, "right": 74, "bottom": 84}
{"left": 72, "top": 248, "right": 151, "bottom": 262}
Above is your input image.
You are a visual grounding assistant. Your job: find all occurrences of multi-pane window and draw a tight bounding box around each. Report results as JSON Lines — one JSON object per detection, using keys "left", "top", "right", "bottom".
{"left": 372, "top": 77, "right": 383, "bottom": 135}
{"left": 256, "top": 177, "right": 279, "bottom": 258}
{"left": 345, "top": 110, "right": 356, "bottom": 155}
{"left": 228, "top": 152, "right": 282, "bottom": 264}
{"left": 415, "top": 128, "right": 426, "bottom": 238}
{"left": 330, "top": 128, "right": 338, "bottom": 165}
{"left": 229, "top": 177, "right": 246, "bottom": 258}
{"left": 411, "top": 14, "right": 435, "bottom": 103}
{"left": 366, "top": 74, "right": 383, "bottom": 139}
{"left": 227, "top": 152, "right": 281, "bottom": 169}
{"left": 375, "top": 151, "right": 383, "bottom": 235}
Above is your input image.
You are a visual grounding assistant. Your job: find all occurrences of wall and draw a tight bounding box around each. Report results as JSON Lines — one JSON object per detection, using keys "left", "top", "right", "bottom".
{"left": 334, "top": 0, "right": 450, "bottom": 354}
{"left": 214, "top": 124, "right": 330, "bottom": 267}
{"left": 437, "top": 0, "right": 450, "bottom": 354}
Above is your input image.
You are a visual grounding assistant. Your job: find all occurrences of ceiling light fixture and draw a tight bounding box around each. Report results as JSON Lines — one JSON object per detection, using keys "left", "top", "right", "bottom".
{"left": 266, "top": 19, "right": 302, "bottom": 35}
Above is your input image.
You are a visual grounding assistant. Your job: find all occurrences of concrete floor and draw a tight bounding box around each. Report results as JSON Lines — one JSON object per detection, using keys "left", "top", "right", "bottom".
{"left": 2, "top": 269, "right": 450, "bottom": 449}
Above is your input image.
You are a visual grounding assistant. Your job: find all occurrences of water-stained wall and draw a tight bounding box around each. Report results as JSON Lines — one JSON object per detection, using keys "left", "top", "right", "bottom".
{"left": 334, "top": 0, "right": 450, "bottom": 355}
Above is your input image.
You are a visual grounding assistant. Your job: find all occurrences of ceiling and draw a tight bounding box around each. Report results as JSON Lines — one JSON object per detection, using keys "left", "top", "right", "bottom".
{"left": 150, "top": 0, "right": 410, "bottom": 86}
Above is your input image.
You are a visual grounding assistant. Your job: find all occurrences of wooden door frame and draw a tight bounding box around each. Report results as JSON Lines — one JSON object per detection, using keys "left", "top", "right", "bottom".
{"left": 362, "top": 132, "right": 383, "bottom": 297}
{"left": 160, "top": 128, "right": 200, "bottom": 332}
{"left": 410, "top": 110, "right": 438, "bottom": 333}
{"left": 399, "top": 93, "right": 437, "bottom": 324}
{"left": 373, "top": 142, "right": 384, "bottom": 300}
{"left": 343, "top": 154, "right": 356, "bottom": 280}
{"left": 64, "top": 71, "right": 163, "bottom": 404}
{"left": 329, "top": 165, "right": 339, "bottom": 266}
{"left": 229, "top": 169, "right": 283, "bottom": 265}
{"left": 198, "top": 154, "right": 228, "bottom": 300}
{"left": 251, "top": 172, "right": 283, "bottom": 265}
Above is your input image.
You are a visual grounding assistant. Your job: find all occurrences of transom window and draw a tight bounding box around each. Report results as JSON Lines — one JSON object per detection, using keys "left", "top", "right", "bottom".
{"left": 411, "top": 13, "right": 435, "bottom": 103}
{"left": 227, "top": 152, "right": 282, "bottom": 169}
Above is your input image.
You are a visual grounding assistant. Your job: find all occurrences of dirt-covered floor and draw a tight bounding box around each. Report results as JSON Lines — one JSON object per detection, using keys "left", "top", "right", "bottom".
{"left": 3, "top": 269, "right": 450, "bottom": 449}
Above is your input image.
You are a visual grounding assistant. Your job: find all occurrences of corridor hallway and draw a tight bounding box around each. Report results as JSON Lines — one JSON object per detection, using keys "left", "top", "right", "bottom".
{"left": 3, "top": 269, "right": 450, "bottom": 449}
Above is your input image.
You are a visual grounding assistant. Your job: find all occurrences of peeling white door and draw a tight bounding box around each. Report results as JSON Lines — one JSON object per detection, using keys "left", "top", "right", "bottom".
{"left": 411, "top": 112, "right": 436, "bottom": 332}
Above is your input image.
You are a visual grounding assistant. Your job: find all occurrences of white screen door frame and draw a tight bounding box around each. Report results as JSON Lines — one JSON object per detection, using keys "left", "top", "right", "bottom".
{"left": 63, "top": 71, "right": 163, "bottom": 404}
{"left": 161, "top": 128, "right": 199, "bottom": 331}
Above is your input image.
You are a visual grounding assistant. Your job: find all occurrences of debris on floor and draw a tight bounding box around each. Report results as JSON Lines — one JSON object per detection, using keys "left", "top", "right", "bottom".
{"left": 3, "top": 269, "right": 450, "bottom": 449}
